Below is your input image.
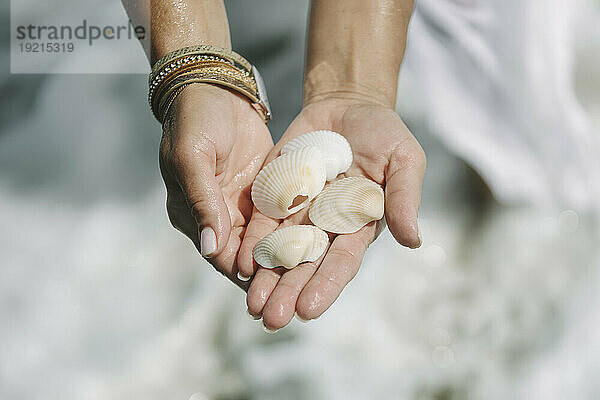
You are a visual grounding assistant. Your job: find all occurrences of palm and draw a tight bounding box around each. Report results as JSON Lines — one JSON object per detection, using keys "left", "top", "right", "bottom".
{"left": 160, "top": 84, "right": 273, "bottom": 289}
{"left": 282, "top": 101, "right": 412, "bottom": 186}
{"left": 239, "top": 98, "right": 425, "bottom": 330}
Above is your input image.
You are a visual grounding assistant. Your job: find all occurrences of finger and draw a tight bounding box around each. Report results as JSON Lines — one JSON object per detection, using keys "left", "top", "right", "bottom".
{"left": 246, "top": 267, "right": 283, "bottom": 318}
{"left": 261, "top": 248, "right": 327, "bottom": 331}
{"left": 296, "top": 223, "right": 376, "bottom": 320}
{"left": 165, "top": 189, "right": 201, "bottom": 248}
{"left": 166, "top": 189, "right": 251, "bottom": 291}
{"left": 384, "top": 139, "right": 426, "bottom": 248}
{"left": 206, "top": 227, "right": 251, "bottom": 291}
{"left": 238, "top": 209, "right": 279, "bottom": 280}
{"left": 170, "top": 141, "right": 232, "bottom": 258}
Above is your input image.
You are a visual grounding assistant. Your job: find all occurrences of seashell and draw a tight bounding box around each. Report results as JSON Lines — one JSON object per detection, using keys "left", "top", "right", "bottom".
{"left": 252, "top": 147, "right": 327, "bottom": 219}
{"left": 309, "top": 177, "right": 385, "bottom": 234}
{"left": 281, "top": 130, "right": 353, "bottom": 181}
{"left": 253, "top": 225, "right": 329, "bottom": 269}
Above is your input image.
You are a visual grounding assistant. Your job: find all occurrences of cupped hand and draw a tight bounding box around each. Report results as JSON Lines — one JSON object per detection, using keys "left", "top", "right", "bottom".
{"left": 159, "top": 84, "right": 273, "bottom": 289}
{"left": 238, "top": 98, "right": 426, "bottom": 330}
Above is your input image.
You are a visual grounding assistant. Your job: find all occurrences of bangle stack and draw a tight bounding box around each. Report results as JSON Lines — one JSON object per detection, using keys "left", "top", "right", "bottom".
{"left": 148, "top": 45, "right": 271, "bottom": 125}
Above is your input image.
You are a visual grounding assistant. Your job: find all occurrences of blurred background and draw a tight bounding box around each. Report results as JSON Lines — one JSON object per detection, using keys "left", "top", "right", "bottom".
{"left": 2, "top": 0, "right": 600, "bottom": 399}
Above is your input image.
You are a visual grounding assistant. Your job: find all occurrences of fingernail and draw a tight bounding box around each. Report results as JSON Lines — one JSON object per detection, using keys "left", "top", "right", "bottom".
{"left": 410, "top": 230, "right": 422, "bottom": 249}
{"left": 295, "top": 312, "right": 309, "bottom": 323}
{"left": 246, "top": 308, "right": 261, "bottom": 321}
{"left": 200, "top": 227, "right": 217, "bottom": 257}
{"left": 262, "top": 322, "right": 279, "bottom": 334}
{"left": 409, "top": 220, "right": 422, "bottom": 249}
{"left": 237, "top": 271, "right": 252, "bottom": 282}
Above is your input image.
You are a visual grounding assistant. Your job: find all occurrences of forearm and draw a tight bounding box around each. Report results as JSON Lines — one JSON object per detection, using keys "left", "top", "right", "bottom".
{"left": 304, "top": 0, "right": 414, "bottom": 108}
{"left": 122, "top": 0, "right": 231, "bottom": 64}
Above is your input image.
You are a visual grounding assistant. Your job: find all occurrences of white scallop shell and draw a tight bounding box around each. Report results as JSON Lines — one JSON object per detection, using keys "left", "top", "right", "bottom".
{"left": 253, "top": 225, "right": 329, "bottom": 269}
{"left": 309, "top": 177, "right": 385, "bottom": 234}
{"left": 281, "top": 130, "right": 353, "bottom": 181}
{"left": 251, "top": 147, "right": 327, "bottom": 219}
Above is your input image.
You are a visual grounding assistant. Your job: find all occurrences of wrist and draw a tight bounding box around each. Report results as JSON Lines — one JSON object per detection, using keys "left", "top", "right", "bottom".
{"left": 298, "top": 96, "right": 393, "bottom": 128}
{"left": 150, "top": 45, "right": 271, "bottom": 124}
{"left": 164, "top": 83, "right": 232, "bottom": 121}
{"left": 303, "top": 81, "right": 396, "bottom": 109}
{"left": 166, "top": 83, "right": 264, "bottom": 126}
{"left": 176, "top": 83, "right": 234, "bottom": 103}
{"left": 303, "top": 51, "right": 399, "bottom": 108}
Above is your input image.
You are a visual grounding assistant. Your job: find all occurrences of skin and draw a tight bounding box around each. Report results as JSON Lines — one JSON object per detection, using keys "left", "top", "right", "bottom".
{"left": 240, "top": 0, "right": 424, "bottom": 331}
{"left": 123, "top": 0, "right": 273, "bottom": 289}
{"left": 160, "top": 84, "right": 272, "bottom": 290}
{"left": 240, "top": 99, "right": 425, "bottom": 329}
{"left": 123, "top": 0, "right": 425, "bottom": 330}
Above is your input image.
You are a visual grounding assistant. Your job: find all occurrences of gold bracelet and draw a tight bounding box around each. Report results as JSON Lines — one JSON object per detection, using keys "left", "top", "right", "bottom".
{"left": 152, "top": 63, "right": 261, "bottom": 123}
{"left": 149, "top": 45, "right": 271, "bottom": 125}
{"left": 150, "top": 45, "right": 252, "bottom": 82}
{"left": 148, "top": 55, "right": 235, "bottom": 104}
{"left": 152, "top": 60, "right": 257, "bottom": 114}
{"left": 156, "top": 66, "right": 260, "bottom": 123}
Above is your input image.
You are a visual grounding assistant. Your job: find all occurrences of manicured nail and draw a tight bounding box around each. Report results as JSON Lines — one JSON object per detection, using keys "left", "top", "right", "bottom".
{"left": 200, "top": 227, "right": 217, "bottom": 257}
{"left": 237, "top": 271, "right": 252, "bottom": 282}
{"left": 262, "top": 322, "right": 279, "bottom": 334}
{"left": 295, "top": 312, "right": 309, "bottom": 323}
{"left": 409, "top": 220, "right": 422, "bottom": 249}
{"left": 246, "top": 308, "right": 261, "bottom": 321}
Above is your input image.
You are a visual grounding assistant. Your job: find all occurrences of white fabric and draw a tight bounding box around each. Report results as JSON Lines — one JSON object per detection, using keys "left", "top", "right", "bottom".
{"left": 400, "top": 0, "right": 600, "bottom": 211}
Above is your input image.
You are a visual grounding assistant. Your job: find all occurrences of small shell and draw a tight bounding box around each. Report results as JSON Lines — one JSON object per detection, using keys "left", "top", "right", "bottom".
{"left": 281, "top": 130, "right": 353, "bottom": 181}
{"left": 309, "top": 177, "right": 385, "bottom": 234}
{"left": 252, "top": 147, "right": 327, "bottom": 219}
{"left": 253, "top": 225, "right": 329, "bottom": 269}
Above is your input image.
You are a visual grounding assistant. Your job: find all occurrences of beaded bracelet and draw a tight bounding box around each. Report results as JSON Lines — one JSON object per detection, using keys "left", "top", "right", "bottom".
{"left": 148, "top": 46, "right": 271, "bottom": 124}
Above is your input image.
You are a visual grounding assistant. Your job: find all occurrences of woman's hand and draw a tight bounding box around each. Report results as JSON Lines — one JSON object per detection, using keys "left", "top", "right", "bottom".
{"left": 239, "top": 98, "right": 426, "bottom": 330}
{"left": 160, "top": 84, "right": 273, "bottom": 289}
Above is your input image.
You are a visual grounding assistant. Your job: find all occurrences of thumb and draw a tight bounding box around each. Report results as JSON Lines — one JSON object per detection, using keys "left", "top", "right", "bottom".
{"left": 172, "top": 144, "right": 232, "bottom": 258}
{"left": 384, "top": 139, "right": 426, "bottom": 249}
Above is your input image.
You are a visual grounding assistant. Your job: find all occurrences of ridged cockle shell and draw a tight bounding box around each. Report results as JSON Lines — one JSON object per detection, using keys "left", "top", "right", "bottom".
{"left": 253, "top": 225, "right": 329, "bottom": 269}
{"left": 251, "top": 147, "right": 327, "bottom": 219}
{"left": 281, "top": 130, "right": 353, "bottom": 181}
{"left": 308, "top": 177, "right": 385, "bottom": 234}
